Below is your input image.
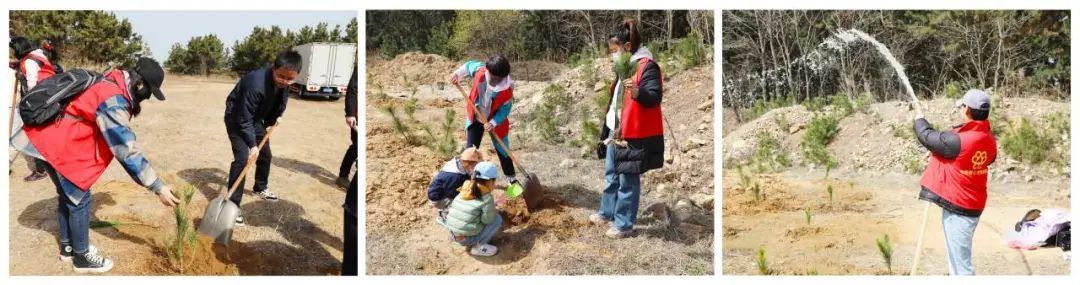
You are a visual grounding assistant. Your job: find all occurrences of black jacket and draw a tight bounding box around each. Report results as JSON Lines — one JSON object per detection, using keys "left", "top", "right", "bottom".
{"left": 345, "top": 67, "right": 357, "bottom": 117}
{"left": 599, "top": 60, "right": 664, "bottom": 175}
{"left": 224, "top": 67, "right": 288, "bottom": 147}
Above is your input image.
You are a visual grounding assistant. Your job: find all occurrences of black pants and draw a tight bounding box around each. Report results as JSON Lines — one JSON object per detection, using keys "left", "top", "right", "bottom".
{"left": 342, "top": 176, "right": 358, "bottom": 275}
{"left": 338, "top": 128, "right": 358, "bottom": 179}
{"left": 465, "top": 122, "right": 514, "bottom": 177}
{"left": 226, "top": 122, "right": 272, "bottom": 205}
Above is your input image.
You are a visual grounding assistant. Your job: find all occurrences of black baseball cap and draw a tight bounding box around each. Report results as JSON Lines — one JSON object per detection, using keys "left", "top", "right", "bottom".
{"left": 133, "top": 57, "right": 166, "bottom": 100}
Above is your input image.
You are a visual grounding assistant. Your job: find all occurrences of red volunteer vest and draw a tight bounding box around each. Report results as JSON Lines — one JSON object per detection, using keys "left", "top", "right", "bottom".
{"left": 619, "top": 58, "right": 664, "bottom": 139}
{"left": 466, "top": 67, "right": 513, "bottom": 138}
{"left": 19, "top": 52, "right": 58, "bottom": 84}
{"left": 25, "top": 70, "right": 132, "bottom": 190}
{"left": 919, "top": 120, "right": 997, "bottom": 211}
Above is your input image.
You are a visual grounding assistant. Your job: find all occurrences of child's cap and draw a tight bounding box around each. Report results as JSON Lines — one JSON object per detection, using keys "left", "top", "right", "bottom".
{"left": 473, "top": 162, "right": 499, "bottom": 180}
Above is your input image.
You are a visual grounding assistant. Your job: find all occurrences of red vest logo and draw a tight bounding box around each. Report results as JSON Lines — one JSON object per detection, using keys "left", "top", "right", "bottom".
{"left": 971, "top": 151, "right": 988, "bottom": 169}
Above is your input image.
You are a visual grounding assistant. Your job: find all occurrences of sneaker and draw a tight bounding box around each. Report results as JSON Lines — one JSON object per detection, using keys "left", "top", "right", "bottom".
{"left": 469, "top": 243, "right": 498, "bottom": 257}
{"left": 605, "top": 227, "right": 633, "bottom": 239}
{"left": 235, "top": 215, "right": 245, "bottom": 226}
{"left": 72, "top": 249, "right": 113, "bottom": 273}
{"left": 254, "top": 189, "right": 278, "bottom": 200}
{"left": 24, "top": 171, "right": 48, "bottom": 182}
{"left": 588, "top": 213, "right": 610, "bottom": 225}
{"left": 60, "top": 244, "right": 98, "bottom": 262}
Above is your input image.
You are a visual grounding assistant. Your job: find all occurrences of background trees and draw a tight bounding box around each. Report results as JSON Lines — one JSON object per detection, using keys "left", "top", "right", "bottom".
{"left": 721, "top": 10, "right": 1070, "bottom": 120}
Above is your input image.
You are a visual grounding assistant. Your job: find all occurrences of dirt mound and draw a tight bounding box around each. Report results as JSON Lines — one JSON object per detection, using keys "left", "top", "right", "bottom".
{"left": 148, "top": 236, "right": 238, "bottom": 275}
{"left": 367, "top": 52, "right": 459, "bottom": 92}
{"left": 723, "top": 97, "right": 1070, "bottom": 182}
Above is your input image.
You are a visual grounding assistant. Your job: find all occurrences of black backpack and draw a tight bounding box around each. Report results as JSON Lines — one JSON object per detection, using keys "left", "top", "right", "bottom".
{"left": 19, "top": 69, "right": 103, "bottom": 126}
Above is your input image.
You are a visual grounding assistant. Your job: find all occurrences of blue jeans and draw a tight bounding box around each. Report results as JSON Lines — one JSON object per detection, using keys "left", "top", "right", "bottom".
{"left": 942, "top": 208, "right": 979, "bottom": 275}
{"left": 598, "top": 145, "right": 641, "bottom": 231}
{"left": 45, "top": 165, "right": 93, "bottom": 254}
{"left": 459, "top": 215, "right": 503, "bottom": 246}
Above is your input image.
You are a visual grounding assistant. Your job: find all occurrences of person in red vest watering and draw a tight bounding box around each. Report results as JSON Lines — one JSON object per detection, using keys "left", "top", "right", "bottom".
{"left": 914, "top": 89, "right": 998, "bottom": 275}
{"left": 9, "top": 36, "right": 61, "bottom": 182}
{"left": 588, "top": 19, "right": 665, "bottom": 239}
{"left": 449, "top": 55, "right": 518, "bottom": 186}
{"left": 11, "top": 57, "right": 180, "bottom": 273}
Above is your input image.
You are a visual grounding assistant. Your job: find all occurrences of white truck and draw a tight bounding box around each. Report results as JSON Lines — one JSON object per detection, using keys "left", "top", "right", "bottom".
{"left": 290, "top": 42, "right": 357, "bottom": 100}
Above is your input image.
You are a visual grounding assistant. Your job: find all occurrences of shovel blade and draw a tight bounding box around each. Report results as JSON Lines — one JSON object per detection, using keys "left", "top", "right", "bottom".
{"left": 197, "top": 196, "right": 240, "bottom": 245}
{"left": 520, "top": 172, "right": 544, "bottom": 212}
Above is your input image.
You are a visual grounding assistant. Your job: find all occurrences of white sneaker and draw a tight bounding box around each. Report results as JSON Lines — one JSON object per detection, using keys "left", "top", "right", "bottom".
{"left": 254, "top": 190, "right": 278, "bottom": 200}
{"left": 605, "top": 227, "right": 632, "bottom": 239}
{"left": 588, "top": 213, "right": 610, "bottom": 225}
{"left": 469, "top": 243, "right": 498, "bottom": 257}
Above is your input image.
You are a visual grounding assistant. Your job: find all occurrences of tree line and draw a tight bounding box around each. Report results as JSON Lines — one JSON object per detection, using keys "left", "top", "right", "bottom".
{"left": 10, "top": 11, "right": 358, "bottom": 76}
{"left": 722, "top": 10, "right": 1070, "bottom": 118}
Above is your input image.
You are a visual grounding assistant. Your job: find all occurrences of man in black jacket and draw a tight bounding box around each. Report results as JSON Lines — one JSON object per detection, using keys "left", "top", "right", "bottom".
{"left": 341, "top": 67, "right": 358, "bottom": 276}
{"left": 337, "top": 67, "right": 358, "bottom": 188}
{"left": 223, "top": 50, "right": 301, "bottom": 225}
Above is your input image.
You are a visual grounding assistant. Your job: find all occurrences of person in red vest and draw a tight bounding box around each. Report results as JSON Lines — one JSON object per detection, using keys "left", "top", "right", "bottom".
{"left": 11, "top": 57, "right": 179, "bottom": 273}
{"left": 9, "top": 36, "right": 60, "bottom": 182}
{"left": 914, "top": 89, "right": 998, "bottom": 275}
{"left": 588, "top": 19, "right": 665, "bottom": 239}
{"left": 449, "top": 55, "right": 518, "bottom": 185}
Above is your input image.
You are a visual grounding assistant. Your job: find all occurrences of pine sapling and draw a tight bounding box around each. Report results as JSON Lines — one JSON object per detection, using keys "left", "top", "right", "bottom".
{"left": 757, "top": 245, "right": 770, "bottom": 275}
{"left": 876, "top": 234, "right": 894, "bottom": 274}
{"left": 752, "top": 183, "right": 762, "bottom": 205}
{"left": 167, "top": 185, "right": 198, "bottom": 273}
{"left": 610, "top": 52, "right": 638, "bottom": 141}
{"left": 827, "top": 184, "right": 834, "bottom": 204}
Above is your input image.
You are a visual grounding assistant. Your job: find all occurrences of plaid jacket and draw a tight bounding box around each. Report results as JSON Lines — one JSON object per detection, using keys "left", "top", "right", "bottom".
{"left": 11, "top": 72, "right": 161, "bottom": 203}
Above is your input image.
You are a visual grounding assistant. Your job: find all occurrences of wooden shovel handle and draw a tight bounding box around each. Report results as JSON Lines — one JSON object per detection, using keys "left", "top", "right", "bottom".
{"left": 10, "top": 76, "right": 20, "bottom": 137}
{"left": 223, "top": 124, "right": 278, "bottom": 197}
{"left": 452, "top": 83, "right": 527, "bottom": 172}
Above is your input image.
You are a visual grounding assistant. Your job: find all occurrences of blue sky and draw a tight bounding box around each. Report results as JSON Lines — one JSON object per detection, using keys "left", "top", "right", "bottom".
{"left": 112, "top": 11, "right": 356, "bottom": 61}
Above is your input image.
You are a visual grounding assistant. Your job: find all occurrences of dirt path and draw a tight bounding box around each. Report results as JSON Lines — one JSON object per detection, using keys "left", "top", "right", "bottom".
{"left": 365, "top": 53, "right": 714, "bottom": 275}
{"left": 722, "top": 168, "right": 1070, "bottom": 275}
{"left": 9, "top": 75, "right": 351, "bottom": 275}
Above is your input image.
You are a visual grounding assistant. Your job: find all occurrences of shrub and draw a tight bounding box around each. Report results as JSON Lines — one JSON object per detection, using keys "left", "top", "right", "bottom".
{"left": 943, "top": 81, "right": 963, "bottom": 99}
{"left": 804, "top": 207, "right": 813, "bottom": 225}
{"left": 904, "top": 155, "right": 925, "bottom": 174}
{"left": 1001, "top": 118, "right": 1051, "bottom": 164}
{"left": 801, "top": 114, "right": 839, "bottom": 167}
{"left": 752, "top": 130, "right": 789, "bottom": 172}
{"left": 854, "top": 92, "right": 875, "bottom": 114}
{"left": 830, "top": 92, "right": 854, "bottom": 117}
{"left": 803, "top": 96, "right": 827, "bottom": 113}
{"left": 669, "top": 32, "right": 708, "bottom": 68}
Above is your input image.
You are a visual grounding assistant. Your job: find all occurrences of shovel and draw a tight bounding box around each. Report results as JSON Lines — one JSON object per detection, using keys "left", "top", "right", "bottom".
{"left": 197, "top": 124, "right": 278, "bottom": 245}
{"left": 452, "top": 83, "right": 544, "bottom": 213}
{"left": 909, "top": 202, "right": 931, "bottom": 275}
